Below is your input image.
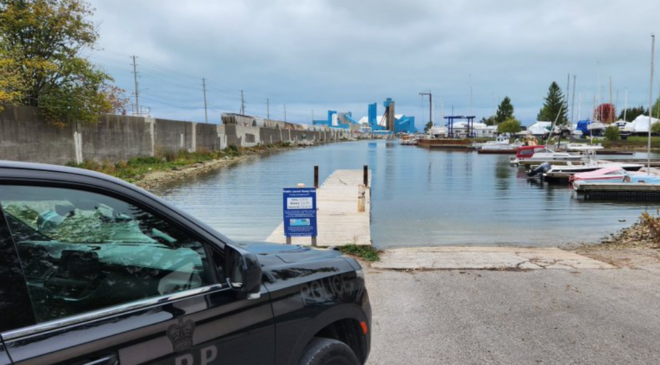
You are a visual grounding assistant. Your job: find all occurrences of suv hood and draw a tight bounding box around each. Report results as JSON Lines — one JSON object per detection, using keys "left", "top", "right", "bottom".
{"left": 235, "top": 241, "right": 343, "bottom": 265}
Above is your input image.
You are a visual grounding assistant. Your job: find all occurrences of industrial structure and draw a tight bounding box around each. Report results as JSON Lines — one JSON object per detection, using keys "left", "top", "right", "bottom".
{"left": 313, "top": 98, "right": 416, "bottom": 135}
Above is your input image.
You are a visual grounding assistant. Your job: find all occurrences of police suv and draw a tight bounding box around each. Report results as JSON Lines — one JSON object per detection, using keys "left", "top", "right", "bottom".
{"left": 0, "top": 161, "right": 371, "bottom": 365}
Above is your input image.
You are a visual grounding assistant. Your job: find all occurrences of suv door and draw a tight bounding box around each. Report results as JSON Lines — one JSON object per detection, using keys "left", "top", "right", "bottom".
{"left": 0, "top": 184, "right": 274, "bottom": 365}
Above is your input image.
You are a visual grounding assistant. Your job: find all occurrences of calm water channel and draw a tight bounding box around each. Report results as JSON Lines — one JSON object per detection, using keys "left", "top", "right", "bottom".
{"left": 158, "top": 140, "right": 658, "bottom": 248}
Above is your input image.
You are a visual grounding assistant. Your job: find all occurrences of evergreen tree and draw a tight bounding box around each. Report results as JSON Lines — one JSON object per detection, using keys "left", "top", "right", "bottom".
{"left": 424, "top": 121, "right": 433, "bottom": 133}
{"left": 537, "top": 82, "right": 569, "bottom": 126}
{"left": 480, "top": 116, "right": 497, "bottom": 126}
{"left": 495, "top": 96, "right": 514, "bottom": 124}
{"left": 618, "top": 106, "right": 647, "bottom": 122}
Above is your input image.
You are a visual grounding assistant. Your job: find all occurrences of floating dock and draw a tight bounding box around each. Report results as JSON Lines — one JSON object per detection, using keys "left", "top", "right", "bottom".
{"left": 575, "top": 182, "right": 660, "bottom": 201}
{"left": 266, "top": 169, "right": 371, "bottom": 246}
{"left": 417, "top": 139, "right": 473, "bottom": 150}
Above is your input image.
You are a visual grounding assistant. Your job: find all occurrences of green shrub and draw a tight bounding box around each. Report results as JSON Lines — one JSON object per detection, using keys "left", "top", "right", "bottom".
{"left": 604, "top": 126, "right": 620, "bottom": 141}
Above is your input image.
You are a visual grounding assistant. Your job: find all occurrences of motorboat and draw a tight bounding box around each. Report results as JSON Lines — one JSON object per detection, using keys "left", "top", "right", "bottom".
{"left": 511, "top": 145, "right": 582, "bottom": 165}
{"left": 569, "top": 167, "right": 630, "bottom": 182}
{"left": 477, "top": 136, "right": 521, "bottom": 154}
{"left": 565, "top": 143, "right": 604, "bottom": 152}
{"left": 472, "top": 135, "right": 510, "bottom": 149}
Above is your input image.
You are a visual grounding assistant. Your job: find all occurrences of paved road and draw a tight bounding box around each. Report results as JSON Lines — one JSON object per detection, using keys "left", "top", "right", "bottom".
{"left": 365, "top": 266, "right": 660, "bottom": 364}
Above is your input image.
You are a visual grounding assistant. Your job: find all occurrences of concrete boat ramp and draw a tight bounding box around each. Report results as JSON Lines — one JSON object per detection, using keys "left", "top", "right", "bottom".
{"left": 372, "top": 246, "right": 614, "bottom": 270}
{"left": 266, "top": 168, "right": 613, "bottom": 271}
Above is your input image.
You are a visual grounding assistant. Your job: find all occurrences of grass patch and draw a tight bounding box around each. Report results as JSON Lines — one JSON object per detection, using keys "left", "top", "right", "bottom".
{"left": 339, "top": 244, "right": 380, "bottom": 262}
{"left": 68, "top": 142, "right": 293, "bottom": 183}
{"left": 602, "top": 136, "right": 660, "bottom": 149}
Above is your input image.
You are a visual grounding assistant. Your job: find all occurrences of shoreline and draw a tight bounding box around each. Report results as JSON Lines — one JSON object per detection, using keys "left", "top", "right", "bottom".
{"left": 133, "top": 143, "right": 315, "bottom": 191}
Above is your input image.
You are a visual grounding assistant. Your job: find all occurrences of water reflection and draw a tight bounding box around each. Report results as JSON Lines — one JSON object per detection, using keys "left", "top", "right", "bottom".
{"left": 160, "top": 141, "right": 658, "bottom": 249}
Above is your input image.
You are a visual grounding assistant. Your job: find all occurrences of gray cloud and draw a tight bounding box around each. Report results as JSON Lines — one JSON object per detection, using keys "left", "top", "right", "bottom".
{"left": 87, "top": 0, "right": 660, "bottom": 124}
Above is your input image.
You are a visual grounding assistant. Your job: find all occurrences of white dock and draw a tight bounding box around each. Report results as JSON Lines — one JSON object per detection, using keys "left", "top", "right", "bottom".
{"left": 266, "top": 169, "right": 371, "bottom": 246}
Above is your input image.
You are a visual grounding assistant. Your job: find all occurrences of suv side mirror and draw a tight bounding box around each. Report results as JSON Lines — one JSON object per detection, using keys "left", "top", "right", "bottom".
{"left": 225, "top": 245, "right": 262, "bottom": 300}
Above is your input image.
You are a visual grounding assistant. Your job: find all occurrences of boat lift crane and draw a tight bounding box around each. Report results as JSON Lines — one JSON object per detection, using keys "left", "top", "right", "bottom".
{"left": 444, "top": 115, "right": 476, "bottom": 138}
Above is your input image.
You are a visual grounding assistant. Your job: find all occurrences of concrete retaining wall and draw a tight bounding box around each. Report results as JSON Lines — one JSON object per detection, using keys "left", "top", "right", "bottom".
{"left": 0, "top": 106, "right": 353, "bottom": 165}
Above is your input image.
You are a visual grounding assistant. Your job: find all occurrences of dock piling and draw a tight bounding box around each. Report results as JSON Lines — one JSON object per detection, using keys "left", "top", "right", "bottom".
{"left": 358, "top": 184, "right": 366, "bottom": 212}
{"left": 314, "top": 165, "right": 319, "bottom": 188}
{"left": 363, "top": 165, "right": 369, "bottom": 187}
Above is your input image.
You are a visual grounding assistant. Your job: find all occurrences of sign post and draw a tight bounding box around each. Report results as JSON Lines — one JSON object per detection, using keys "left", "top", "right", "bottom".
{"left": 283, "top": 187, "right": 317, "bottom": 246}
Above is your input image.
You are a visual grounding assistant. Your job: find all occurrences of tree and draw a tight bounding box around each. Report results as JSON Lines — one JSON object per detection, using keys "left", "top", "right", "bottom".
{"left": 618, "top": 106, "right": 647, "bottom": 122}
{"left": 604, "top": 126, "right": 620, "bottom": 141}
{"left": 652, "top": 97, "right": 660, "bottom": 120}
{"left": 537, "top": 82, "right": 569, "bottom": 126}
{"left": 652, "top": 122, "right": 660, "bottom": 135}
{"left": 424, "top": 121, "right": 433, "bottom": 133}
{"left": 594, "top": 103, "right": 617, "bottom": 123}
{"left": 497, "top": 117, "right": 521, "bottom": 134}
{"left": 0, "top": 0, "right": 126, "bottom": 125}
{"left": 495, "top": 96, "right": 515, "bottom": 124}
{"left": 0, "top": 48, "right": 25, "bottom": 112}
{"left": 480, "top": 116, "right": 497, "bottom": 126}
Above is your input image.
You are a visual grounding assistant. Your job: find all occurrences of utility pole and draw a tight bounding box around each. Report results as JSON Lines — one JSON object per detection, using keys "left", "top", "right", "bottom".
{"left": 571, "top": 75, "right": 576, "bottom": 123}
{"left": 266, "top": 98, "right": 270, "bottom": 119}
{"left": 131, "top": 56, "right": 140, "bottom": 116}
{"left": 419, "top": 92, "right": 433, "bottom": 125}
{"left": 202, "top": 78, "right": 208, "bottom": 123}
{"left": 284, "top": 104, "right": 287, "bottom": 122}
{"left": 240, "top": 90, "right": 245, "bottom": 115}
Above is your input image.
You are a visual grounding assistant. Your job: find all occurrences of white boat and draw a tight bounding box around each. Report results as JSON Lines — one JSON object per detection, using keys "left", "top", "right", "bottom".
{"left": 543, "top": 160, "right": 644, "bottom": 175}
{"left": 510, "top": 145, "right": 583, "bottom": 165}
{"left": 477, "top": 137, "right": 521, "bottom": 154}
{"left": 565, "top": 143, "right": 604, "bottom": 152}
{"left": 471, "top": 135, "right": 510, "bottom": 149}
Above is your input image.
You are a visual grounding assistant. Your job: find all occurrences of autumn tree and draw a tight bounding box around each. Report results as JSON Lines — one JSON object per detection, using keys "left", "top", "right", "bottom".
{"left": 495, "top": 96, "right": 515, "bottom": 125}
{"left": 594, "top": 103, "right": 617, "bottom": 123}
{"left": 0, "top": 48, "right": 25, "bottom": 112}
{"left": 0, "top": 0, "right": 127, "bottom": 125}
{"left": 537, "top": 82, "right": 568, "bottom": 126}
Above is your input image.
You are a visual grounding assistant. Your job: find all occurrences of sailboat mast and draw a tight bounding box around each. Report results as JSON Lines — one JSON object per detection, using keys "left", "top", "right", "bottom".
{"left": 648, "top": 34, "right": 655, "bottom": 173}
{"left": 571, "top": 75, "right": 577, "bottom": 123}
{"left": 624, "top": 89, "right": 628, "bottom": 122}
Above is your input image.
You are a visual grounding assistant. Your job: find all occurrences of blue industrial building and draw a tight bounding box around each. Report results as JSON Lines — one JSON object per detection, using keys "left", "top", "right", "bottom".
{"left": 313, "top": 98, "right": 416, "bottom": 134}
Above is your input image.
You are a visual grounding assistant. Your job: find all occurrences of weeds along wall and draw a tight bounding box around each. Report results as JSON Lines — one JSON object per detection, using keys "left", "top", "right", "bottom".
{"left": 0, "top": 106, "right": 351, "bottom": 165}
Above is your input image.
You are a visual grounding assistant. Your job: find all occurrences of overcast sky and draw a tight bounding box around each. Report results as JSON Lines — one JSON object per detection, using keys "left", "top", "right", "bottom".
{"left": 86, "top": 0, "right": 660, "bottom": 126}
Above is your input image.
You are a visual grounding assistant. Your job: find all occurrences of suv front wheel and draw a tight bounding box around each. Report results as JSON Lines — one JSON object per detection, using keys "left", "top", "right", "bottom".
{"left": 299, "top": 337, "right": 360, "bottom": 365}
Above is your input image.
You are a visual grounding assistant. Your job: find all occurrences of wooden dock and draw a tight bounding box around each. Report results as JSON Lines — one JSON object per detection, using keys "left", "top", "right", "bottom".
{"left": 266, "top": 169, "right": 371, "bottom": 246}
{"left": 575, "top": 182, "right": 660, "bottom": 200}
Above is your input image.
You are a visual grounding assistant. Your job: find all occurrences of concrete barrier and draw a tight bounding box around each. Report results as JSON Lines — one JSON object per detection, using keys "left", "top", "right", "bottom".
{"left": 0, "top": 105, "right": 353, "bottom": 165}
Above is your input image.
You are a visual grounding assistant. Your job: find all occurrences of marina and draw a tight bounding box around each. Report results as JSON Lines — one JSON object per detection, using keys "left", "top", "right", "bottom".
{"left": 158, "top": 140, "right": 659, "bottom": 248}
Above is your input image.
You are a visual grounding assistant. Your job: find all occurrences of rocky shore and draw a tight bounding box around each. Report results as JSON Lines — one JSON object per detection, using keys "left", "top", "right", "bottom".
{"left": 134, "top": 142, "right": 314, "bottom": 191}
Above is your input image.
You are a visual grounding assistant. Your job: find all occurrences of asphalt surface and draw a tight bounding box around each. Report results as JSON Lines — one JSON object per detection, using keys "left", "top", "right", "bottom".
{"left": 365, "top": 266, "right": 660, "bottom": 365}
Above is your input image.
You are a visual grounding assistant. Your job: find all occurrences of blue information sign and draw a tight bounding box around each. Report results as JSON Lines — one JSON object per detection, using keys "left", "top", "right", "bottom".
{"left": 283, "top": 188, "right": 317, "bottom": 237}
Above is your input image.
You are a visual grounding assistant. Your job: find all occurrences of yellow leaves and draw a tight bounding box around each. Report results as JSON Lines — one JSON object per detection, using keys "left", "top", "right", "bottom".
{"left": 0, "top": 57, "right": 25, "bottom": 109}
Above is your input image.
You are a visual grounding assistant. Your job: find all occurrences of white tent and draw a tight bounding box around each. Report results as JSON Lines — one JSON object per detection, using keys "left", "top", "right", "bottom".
{"left": 526, "top": 121, "right": 552, "bottom": 136}
{"left": 630, "top": 115, "right": 660, "bottom": 133}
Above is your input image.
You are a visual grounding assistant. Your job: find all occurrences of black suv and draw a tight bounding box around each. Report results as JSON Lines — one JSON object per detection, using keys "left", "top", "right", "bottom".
{"left": 0, "top": 161, "right": 371, "bottom": 365}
